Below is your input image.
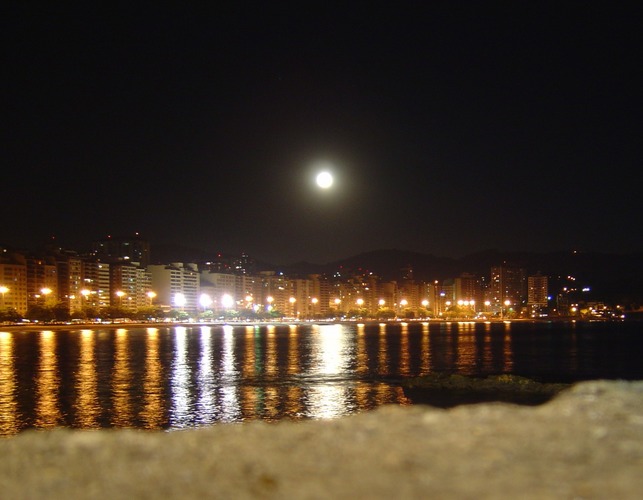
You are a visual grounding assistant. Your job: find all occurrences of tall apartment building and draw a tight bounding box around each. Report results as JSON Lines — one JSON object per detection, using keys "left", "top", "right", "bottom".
{"left": 398, "top": 281, "right": 421, "bottom": 313}
{"left": 56, "top": 255, "right": 83, "bottom": 313}
{"left": 200, "top": 271, "right": 237, "bottom": 309}
{"left": 26, "top": 256, "right": 58, "bottom": 308}
{"left": 235, "top": 274, "right": 263, "bottom": 306}
{"left": 359, "top": 274, "right": 382, "bottom": 314}
{"left": 289, "top": 278, "right": 314, "bottom": 318}
{"left": 528, "top": 273, "right": 549, "bottom": 309}
{"left": 423, "top": 280, "right": 442, "bottom": 315}
{"left": 377, "top": 281, "right": 398, "bottom": 313}
{"left": 309, "top": 274, "right": 331, "bottom": 317}
{"left": 258, "top": 271, "right": 290, "bottom": 315}
{"left": 490, "top": 263, "right": 527, "bottom": 311}
{"left": 441, "top": 279, "right": 455, "bottom": 305}
{"left": 454, "top": 273, "right": 478, "bottom": 302}
{"left": 148, "top": 263, "right": 199, "bottom": 312}
{"left": 110, "top": 262, "right": 152, "bottom": 312}
{"left": 81, "top": 260, "right": 111, "bottom": 309}
{"left": 0, "top": 254, "right": 28, "bottom": 314}
{"left": 334, "top": 278, "right": 362, "bottom": 313}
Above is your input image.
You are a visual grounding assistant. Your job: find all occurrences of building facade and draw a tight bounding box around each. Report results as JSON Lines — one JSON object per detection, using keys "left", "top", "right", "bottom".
{"left": 148, "top": 263, "right": 199, "bottom": 312}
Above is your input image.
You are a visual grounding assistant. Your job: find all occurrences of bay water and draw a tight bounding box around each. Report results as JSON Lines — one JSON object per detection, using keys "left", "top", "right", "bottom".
{"left": 1, "top": 320, "right": 641, "bottom": 436}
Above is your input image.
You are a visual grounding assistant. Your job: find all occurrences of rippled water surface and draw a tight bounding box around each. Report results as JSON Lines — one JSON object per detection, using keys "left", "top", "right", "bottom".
{"left": 1, "top": 321, "right": 641, "bottom": 435}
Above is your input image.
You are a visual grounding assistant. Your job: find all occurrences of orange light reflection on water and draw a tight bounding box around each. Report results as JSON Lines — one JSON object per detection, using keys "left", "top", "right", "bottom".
{"left": 112, "top": 328, "right": 132, "bottom": 427}
{"left": 75, "top": 329, "right": 99, "bottom": 428}
{"left": 141, "top": 328, "right": 166, "bottom": 429}
{"left": 0, "top": 332, "right": 18, "bottom": 435}
{"left": 0, "top": 321, "right": 535, "bottom": 434}
{"left": 36, "top": 330, "right": 61, "bottom": 428}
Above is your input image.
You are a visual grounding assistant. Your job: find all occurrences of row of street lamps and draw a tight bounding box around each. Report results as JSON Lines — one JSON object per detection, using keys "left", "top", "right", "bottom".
{"left": 0, "top": 284, "right": 512, "bottom": 317}
{"left": 174, "top": 294, "right": 439, "bottom": 314}
{"left": 0, "top": 286, "right": 52, "bottom": 307}
{"left": 182, "top": 295, "right": 508, "bottom": 317}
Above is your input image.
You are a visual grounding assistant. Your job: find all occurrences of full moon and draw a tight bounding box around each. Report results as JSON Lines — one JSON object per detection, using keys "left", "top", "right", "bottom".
{"left": 316, "top": 171, "right": 334, "bottom": 189}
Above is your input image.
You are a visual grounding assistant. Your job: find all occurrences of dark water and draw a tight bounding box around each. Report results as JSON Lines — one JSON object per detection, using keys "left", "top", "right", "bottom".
{"left": 1, "top": 320, "right": 641, "bottom": 436}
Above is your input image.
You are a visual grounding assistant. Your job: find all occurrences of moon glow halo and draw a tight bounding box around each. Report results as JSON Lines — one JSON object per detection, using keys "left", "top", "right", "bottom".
{"left": 316, "top": 171, "right": 334, "bottom": 189}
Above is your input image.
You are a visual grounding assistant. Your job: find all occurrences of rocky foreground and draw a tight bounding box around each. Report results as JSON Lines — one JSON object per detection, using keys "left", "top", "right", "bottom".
{"left": 2, "top": 380, "right": 643, "bottom": 499}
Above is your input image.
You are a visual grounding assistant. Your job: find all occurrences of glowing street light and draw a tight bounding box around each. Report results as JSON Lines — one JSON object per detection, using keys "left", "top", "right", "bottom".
{"left": 0, "top": 286, "right": 8, "bottom": 308}
{"left": 40, "top": 287, "right": 52, "bottom": 306}
{"left": 199, "top": 293, "right": 212, "bottom": 310}
{"left": 115, "top": 290, "right": 125, "bottom": 308}
{"left": 80, "top": 289, "right": 91, "bottom": 310}
{"left": 174, "top": 293, "right": 186, "bottom": 309}
{"left": 221, "top": 293, "right": 234, "bottom": 309}
{"left": 147, "top": 291, "right": 157, "bottom": 306}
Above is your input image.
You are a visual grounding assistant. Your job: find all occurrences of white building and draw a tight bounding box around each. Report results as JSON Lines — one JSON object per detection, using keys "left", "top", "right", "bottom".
{"left": 199, "top": 272, "right": 236, "bottom": 311}
{"left": 149, "top": 263, "right": 199, "bottom": 312}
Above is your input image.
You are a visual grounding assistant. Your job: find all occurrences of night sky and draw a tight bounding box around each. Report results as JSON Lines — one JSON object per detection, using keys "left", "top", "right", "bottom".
{"left": 3, "top": 2, "right": 641, "bottom": 264}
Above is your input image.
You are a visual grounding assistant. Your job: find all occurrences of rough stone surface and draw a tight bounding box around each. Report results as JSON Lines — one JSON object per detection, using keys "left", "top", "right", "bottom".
{"left": 1, "top": 380, "right": 643, "bottom": 499}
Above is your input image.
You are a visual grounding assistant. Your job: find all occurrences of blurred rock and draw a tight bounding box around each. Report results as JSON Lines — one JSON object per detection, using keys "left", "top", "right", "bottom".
{"left": 402, "top": 373, "right": 570, "bottom": 407}
{"left": 1, "top": 380, "right": 642, "bottom": 499}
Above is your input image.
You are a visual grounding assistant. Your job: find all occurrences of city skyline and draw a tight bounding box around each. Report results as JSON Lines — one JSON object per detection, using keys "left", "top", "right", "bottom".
{"left": 4, "top": 3, "right": 642, "bottom": 264}
{"left": 2, "top": 233, "right": 640, "bottom": 320}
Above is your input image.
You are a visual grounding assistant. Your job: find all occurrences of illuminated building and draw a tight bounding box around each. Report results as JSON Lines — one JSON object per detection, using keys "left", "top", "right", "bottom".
{"left": 81, "top": 260, "right": 111, "bottom": 309}
{"left": 259, "top": 271, "right": 289, "bottom": 315}
{"left": 25, "top": 256, "right": 58, "bottom": 308}
{"left": 290, "top": 278, "right": 314, "bottom": 318}
{"left": 490, "top": 263, "right": 527, "bottom": 312}
{"left": 56, "top": 255, "right": 83, "bottom": 313}
{"left": 148, "top": 263, "right": 199, "bottom": 312}
{"left": 454, "top": 273, "right": 481, "bottom": 309}
{"left": 110, "top": 263, "right": 152, "bottom": 312}
{"left": 0, "top": 257, "right": 28, "bottom": 315}
{"left": 528, "top": 273, "right": 548, "bottom": 309}
{"left": 200, "top": 272, "right": 236, "bottom": 312}
{"left": 235, "top": 274, "right": 262, "bottom": 308}
{"left": 309, "top": 274, "right": 331, "bottom": 317}
{"left": 398, "top": 281, "right": 420, "bottom": 315}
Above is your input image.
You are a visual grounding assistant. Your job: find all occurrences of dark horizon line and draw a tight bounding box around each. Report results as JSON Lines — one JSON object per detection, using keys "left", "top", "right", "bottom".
{"left": 1, "top": 237, "right": 641, "bottom": 267}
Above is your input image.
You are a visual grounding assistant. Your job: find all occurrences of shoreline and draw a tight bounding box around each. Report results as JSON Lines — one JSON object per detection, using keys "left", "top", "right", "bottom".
{"left": 0, "top": 317, "right": 631, "bottom": 332}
